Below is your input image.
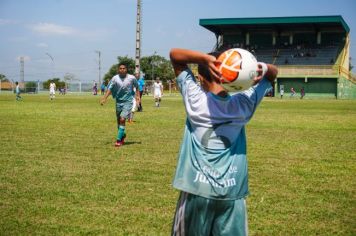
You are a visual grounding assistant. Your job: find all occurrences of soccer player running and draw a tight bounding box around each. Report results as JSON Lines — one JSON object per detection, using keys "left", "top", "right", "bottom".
{"left": 15, "top": 81, "right": 22, "bottom": 101}
{"left": 49, "top": 81, "right": 56, "bottom": 100}
{"left": 169, "top": 48, "right": 277, "bottom": 236}
{"left": 100, "top": 63, "right": 140, "bottom": 147}
{"left": 153, "top": 77, "right": 163, "bottom": 107}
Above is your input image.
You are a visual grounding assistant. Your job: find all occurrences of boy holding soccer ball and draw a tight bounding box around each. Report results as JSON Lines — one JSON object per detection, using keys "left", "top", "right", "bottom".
{"left": 169, "top": 48, "right": 277, "bottom": 235}
{"left": 100, "top": 63, "right": 140, "bottom": 147}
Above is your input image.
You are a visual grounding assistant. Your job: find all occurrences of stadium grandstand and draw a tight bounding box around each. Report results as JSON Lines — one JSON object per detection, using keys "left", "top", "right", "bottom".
{"left": 200, "top": 15, "right": 356, "bottom": 99}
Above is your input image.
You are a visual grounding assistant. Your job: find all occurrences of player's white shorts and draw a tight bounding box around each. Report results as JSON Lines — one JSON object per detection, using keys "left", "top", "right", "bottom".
{"left": 50, "top": 89, "right": 55, "bottom": 95}
{"left": 131, "top": 97, "right": 137, "bottom": 112}
{"left": 154, "top": 91, "right": 162, "bottom": 99}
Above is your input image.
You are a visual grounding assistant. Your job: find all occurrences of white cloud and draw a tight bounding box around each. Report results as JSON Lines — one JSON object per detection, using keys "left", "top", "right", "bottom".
{"left": 0, "top": 19, "right": 17, "bottom": 25}
{"left": 30, "top": 23, "right": 75, "bottom": 35}
{"left": 28, "top": 22, "right": 112, "bottom": 40}
{"left": 37, "top": 42, "right": 48, "bottom": 48}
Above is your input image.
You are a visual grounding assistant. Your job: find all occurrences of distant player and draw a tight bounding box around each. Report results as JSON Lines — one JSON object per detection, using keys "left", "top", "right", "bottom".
{"left": 280, "top": 86, "right": 284, "bottom": 99}
{"left": 153, "top": 77, "right": 163, "bottom": 107}
{"left": 49, "top": 81, "right": 56, "bottom": 100}
{"left": 136, "top": 72, "right": 145, "bottom": 111}
{"left": 100, "top": 82, "right": 106, "bottom": 95}
{"left": 15, "top": 81, "right": 22, "bottom": 101}
{"left": 100, "top": 63, "right": 140, "bottom": 147}
{"left": 169, "top": 48, "right": 278, "bottom": 236}
{"left": 128, "top": 87, "right": 137, "bottom": 123}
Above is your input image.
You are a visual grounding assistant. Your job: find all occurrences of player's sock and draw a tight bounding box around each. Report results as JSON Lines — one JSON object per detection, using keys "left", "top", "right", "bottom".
{"left": 117, "top": 125, "right": 126, "bottom": 141}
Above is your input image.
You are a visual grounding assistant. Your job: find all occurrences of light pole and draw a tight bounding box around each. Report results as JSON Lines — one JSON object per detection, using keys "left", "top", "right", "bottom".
{"left": 45, "top": 53, "right": 55, "bottom": 79}
{"left": 151, "top": 51, "right": 157, "bottom": 93}
{"left": 95, "top": 50, "right": 101, "bottom": 86}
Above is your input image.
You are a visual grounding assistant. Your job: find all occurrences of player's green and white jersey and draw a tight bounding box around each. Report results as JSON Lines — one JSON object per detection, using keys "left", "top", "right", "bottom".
{"left": 108, "top": 74, "right": 138, "bottom": 103}
{"left": 173, "top": 69, "right": 272, "bottom": 200}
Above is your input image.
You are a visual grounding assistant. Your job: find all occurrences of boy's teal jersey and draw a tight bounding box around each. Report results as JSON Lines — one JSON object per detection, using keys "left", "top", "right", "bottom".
{"left": 173, "top": 69, "right": 272, "bottom": 200}
{"left": 108, "top": 74, "right": 138, "bottom": 103}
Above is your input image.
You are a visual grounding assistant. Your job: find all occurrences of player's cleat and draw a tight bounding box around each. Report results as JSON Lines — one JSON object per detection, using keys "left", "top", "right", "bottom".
{"left": 115, "top": 140, "right": 123, "bottom": 147}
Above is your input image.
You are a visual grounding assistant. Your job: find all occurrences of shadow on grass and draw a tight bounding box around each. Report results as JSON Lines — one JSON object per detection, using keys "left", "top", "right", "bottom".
{"left": 104, "top": 141, "right": 142, "bottom": 146}
{"left": 123, "top": 141, "right": 142, "bottom": 146}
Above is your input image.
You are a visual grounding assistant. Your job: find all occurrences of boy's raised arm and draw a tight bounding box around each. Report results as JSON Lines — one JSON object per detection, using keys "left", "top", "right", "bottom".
{"left": 169, "top": 48, "right": 221, "bottom": 79}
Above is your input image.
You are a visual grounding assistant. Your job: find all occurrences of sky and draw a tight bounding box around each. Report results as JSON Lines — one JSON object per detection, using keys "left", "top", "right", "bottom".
{"left": 0, "top": 0, "right": 355, "bottom": 83}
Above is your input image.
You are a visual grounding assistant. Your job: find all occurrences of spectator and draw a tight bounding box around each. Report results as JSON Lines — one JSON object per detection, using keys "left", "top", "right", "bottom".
{"left": 290, "top": 87, "right": 296, "bottom": 98}
{"left": 300, "top": 87, "right": 305, "bottom": 99}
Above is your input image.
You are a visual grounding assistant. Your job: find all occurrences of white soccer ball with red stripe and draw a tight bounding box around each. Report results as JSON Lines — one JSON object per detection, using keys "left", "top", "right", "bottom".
{"left": 217, "top": 48, "right": 258, "bottom": 92}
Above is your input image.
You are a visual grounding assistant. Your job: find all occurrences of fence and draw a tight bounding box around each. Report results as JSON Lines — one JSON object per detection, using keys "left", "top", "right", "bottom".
{"left": 0, "top": 80, "right": 180, "bottom": 95}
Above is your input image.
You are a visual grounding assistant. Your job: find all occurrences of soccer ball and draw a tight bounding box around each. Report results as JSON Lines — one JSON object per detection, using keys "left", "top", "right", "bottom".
{"left": 217, "top": 48, "right": 258, "bottom": 92}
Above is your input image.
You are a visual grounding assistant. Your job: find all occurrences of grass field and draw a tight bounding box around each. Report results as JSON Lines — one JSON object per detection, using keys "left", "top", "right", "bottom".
{"left": 0, "top": 93, "right": 355, "bottom": 235}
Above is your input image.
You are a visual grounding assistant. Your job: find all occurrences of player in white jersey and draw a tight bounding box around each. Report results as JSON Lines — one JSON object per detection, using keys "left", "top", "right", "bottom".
{"left": 153, "top": 77, "right": 163, "bottom": 107}
{"left": 49, "top": 82, "right": 56, "bottom": 100}
{"left": 170, "top": 48, "right": 278, "bottom": 236}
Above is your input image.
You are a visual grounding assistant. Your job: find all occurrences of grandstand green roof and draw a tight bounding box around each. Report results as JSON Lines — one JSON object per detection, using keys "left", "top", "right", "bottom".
{"left": 200, "top": 15, "right": 350, "bottom": 34}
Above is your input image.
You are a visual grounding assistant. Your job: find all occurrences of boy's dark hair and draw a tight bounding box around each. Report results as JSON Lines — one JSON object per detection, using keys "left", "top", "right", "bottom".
{"left": 197, "top": 51, "right": 222, "bottom": 82}
{"left": 15, "top": 81, "right": 18, "bottom": 85}
{"left": 118, "top": 62, "right": 127, "bottom": 68}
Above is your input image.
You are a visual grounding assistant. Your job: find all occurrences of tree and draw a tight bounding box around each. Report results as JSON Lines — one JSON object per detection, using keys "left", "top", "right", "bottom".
{"left": 103, "top": 64, "right": 118, "bottom": 85}
{"left": 140, "top": 54, "right": 174, "bottom": 82}
{"left": 63, "top": 73, "right": 78, "bottom": 82}
{"left": 43, "top": 78, "right": 65, "bottom": 90}
{"left": 25, "top": 81, "right": 37, "bottom": 93}
{"left": 0, "top": 74, "right": 9, "bottom": 82}
{"left": 103, "top": 53, "right": 175, "bottom": 85}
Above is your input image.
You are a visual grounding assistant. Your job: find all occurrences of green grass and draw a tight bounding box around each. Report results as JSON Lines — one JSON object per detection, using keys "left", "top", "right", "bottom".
{"left": 0, "top": 93, "right": 355, "bottom": 235}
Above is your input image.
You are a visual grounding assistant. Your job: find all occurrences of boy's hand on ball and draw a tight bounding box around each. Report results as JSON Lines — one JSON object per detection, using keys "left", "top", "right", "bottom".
{"left": 253, "top": 62, "right": 268, "bottom": 85}
{"left": 100, "top": 97, "right": 106, "bottom": 106}
{"left": 207, "top": 55, "right": 221, "bottom": 82}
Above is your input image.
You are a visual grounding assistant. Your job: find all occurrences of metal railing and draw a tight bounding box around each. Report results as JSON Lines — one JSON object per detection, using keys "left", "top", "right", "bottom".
{"left": 277, "top": 65, "right": 338, "bottom": 77}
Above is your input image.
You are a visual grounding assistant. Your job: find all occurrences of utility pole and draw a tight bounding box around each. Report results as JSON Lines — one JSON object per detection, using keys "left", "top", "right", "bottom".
{"left": 151, "top": 51, "right": 157, "bottom": 94}
{"left": 95, "top": 50, "right": 101, "bottom": 85}
{"left": 135, "top": 0, "right": 142, "bottom": 74}
{"left": 20, "top": 56, "right": 24, "bottom": 83}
